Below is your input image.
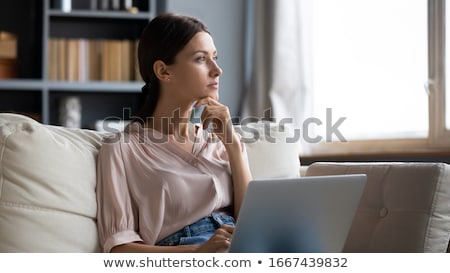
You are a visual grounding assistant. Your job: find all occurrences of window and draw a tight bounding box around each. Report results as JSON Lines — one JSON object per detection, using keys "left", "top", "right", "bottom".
{"left": 446, "top": 0, "right": 450, "bottom": 130}
{"left": 305, "top": 0, "right": 450, "bottom": 155}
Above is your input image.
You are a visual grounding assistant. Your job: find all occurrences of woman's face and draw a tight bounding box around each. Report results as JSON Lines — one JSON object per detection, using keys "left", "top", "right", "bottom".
{"left": 167, "top": 31, "right": 223, "bottom": 102}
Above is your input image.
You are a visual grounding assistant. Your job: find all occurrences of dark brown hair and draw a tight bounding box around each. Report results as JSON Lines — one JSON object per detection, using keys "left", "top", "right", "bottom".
{"left": 136, "top": 13, "right": 209, "bottom": 120}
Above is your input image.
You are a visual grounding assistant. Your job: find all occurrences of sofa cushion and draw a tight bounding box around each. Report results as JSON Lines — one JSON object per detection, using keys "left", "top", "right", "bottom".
{"left": 305, "top": 162, "right": 450, "bottom": 253}
{"left": 235, "top": 121, "right": 301, "bottom": 179}
{"left": 0, "top": 113, "right": 104, "bottom": 252}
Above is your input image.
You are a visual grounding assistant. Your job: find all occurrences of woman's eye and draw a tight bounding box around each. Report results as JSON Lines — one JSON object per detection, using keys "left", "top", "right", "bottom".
{"left": 196, "top": 56, "right": 206, "bottom": 62}
{"left": 213, "top": 55, "right": 219, "bottom": 61}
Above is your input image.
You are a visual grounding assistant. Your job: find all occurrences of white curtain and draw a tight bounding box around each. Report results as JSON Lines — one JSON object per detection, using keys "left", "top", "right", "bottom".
{"left": 241, "top": 0, "right": 313, "bottom": 153}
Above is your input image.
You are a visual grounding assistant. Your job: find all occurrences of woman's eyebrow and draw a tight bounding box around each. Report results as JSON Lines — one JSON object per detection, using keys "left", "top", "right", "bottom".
{"left": 191, "top": 49, "right": 218, "bottom": 56}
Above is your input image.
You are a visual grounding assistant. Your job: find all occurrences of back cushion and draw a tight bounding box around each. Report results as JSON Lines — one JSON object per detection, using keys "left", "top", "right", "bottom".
{"left": 235, "top": 121, "right": 301, "bottom": 179}
{"left": 0, "top": 113, "right": 104, "bottom": 252}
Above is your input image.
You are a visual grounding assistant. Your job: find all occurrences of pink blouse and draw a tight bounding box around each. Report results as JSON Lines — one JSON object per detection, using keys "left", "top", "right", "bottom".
{"left": 96, "top": 122, "right": 237, "bottom": 253}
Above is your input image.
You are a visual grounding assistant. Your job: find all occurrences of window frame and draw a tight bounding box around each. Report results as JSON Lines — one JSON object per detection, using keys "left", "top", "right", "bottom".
{"left": 429, "top": 0, "right": 450, "bottom": 147}
{"left": 303, "top": 0, "right": 450, "bottom": 157}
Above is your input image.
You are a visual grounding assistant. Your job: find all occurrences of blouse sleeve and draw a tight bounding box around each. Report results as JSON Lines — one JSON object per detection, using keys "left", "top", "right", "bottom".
{"left": 96, "top": 135, "right": 143, "bottom": 252}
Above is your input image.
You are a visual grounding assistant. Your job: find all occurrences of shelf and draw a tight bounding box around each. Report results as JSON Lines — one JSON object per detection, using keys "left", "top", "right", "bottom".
{"left": 0, "top": 79, "right": 43, "bottom": 90}
{"left": 0, "top": 80, "right": 143, "bottom": 93}
{"left": 48, "top": 10, "right": 152, "bottom": 20}
{"left": 46, "top": 81, "right": 143, "bottom": 93}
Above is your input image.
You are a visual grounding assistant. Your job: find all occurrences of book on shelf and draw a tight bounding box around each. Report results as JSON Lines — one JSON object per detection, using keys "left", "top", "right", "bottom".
{"left": 47, "top": 38, "right": 139, "bottom": 82}
{"left": 88, "top": 40, "right": 101, "bottom": 81}
{"left": 47, "top": 39, "right": 58, "bottom": 80}
{"left": 50, "top": 0, "right": 142, "bottom": 12}
{"left": 111, "top": 0, "right": 120, "bottom": 10}
{"left": 0, "top": 31, "right": 18, "bottom": 79}
{"left": 100, "top": 0, "right": 109, "bottom": 10}
{"left": 0, "top": 31, "right": 17, "bottom": 59}
{"left": 54, "top": 38, "right": 67, "bottom": 81}
{"left": 120, "top": 39, "right": 132, "bottom": 82}
{"left": 66, "top": 39, "right": 79, "bottom": 81}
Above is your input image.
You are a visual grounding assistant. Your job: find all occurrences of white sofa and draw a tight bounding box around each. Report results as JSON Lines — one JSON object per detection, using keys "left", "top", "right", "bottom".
{"left": 1, "top": 113, "right": 449, "bottom": 252}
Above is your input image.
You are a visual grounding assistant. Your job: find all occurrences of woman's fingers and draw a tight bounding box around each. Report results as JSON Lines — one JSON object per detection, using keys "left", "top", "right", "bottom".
{"left": 194, "top": 96, "right": 235, "bottom": 143}
{"left": 197, "top": 99, "right": 230, "bottom": 128}
{"left": 196, "top": 226, "right": 234, "bottom": 253}
{"left": 220, "top": 224, "right": 235, "bottom": 234}
{"left": 201, "top": 105, "right": 228, "bottom": 129}
{"left": 216, "top": 224, "right": 235, "bottom": 244}
{"left": 194, "top": 96, "right": 219, "bottom": 108}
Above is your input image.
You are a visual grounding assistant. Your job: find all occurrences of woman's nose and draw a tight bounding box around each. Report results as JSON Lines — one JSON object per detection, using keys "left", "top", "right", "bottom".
{"left": 211, "top": 62, "right": 222, "bottom": 77}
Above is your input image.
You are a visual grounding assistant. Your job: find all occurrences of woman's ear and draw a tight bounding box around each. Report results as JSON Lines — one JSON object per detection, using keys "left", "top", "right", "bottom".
{"left": 153, "top": 60, "right": 171, "bottom": 81}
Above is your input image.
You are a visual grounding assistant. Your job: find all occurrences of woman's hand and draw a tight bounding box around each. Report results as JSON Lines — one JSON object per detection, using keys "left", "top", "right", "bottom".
{"left": 195, "top": 96, "right": 252, "bottom": 219}
{"left": 195, "top": 224, "right": 235, "bottom": 253}
{"left": 194, "top": 97, "right": 236, "bottom": 145}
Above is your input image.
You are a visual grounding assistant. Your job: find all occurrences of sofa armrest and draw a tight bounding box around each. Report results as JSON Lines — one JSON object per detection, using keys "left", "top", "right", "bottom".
{"left": 305, "top": 162, "right": 450, "bottom": 253}
{"left": 0, "top": 113, "right": 104, "bottom": 252}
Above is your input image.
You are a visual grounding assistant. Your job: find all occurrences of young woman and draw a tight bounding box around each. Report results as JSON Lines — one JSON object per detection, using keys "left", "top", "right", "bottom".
{"left": 96, "top": 13, "right": 252, "bottom": 253}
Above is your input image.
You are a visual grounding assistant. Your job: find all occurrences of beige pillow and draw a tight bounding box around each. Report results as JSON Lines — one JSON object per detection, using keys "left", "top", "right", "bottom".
{"left": 235, "top": 121, "right": 301, "bottom": 179}
{"left": 0, "top": 113, "right": 104, "bottom": 252}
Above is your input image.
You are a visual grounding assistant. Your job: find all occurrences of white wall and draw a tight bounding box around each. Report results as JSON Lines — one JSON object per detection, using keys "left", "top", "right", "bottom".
{"left": 164, "top": 0, "right": 246, "bottom": 117}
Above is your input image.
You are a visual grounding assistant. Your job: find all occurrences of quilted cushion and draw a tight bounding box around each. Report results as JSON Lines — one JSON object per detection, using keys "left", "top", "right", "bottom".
{"left": 0, "top": 113, "right": 104, "bottom": 252}
{"left": 305, "top": 162, "right": 450, "bottom": 252}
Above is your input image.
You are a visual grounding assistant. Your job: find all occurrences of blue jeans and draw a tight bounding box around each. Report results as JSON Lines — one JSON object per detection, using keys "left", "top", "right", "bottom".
{"left": 155, "top": 213, "right": 235, "bottom": 246}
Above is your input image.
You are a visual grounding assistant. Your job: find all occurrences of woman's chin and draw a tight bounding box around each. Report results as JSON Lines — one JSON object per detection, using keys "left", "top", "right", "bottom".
{"left": 208, "top": 90, "right": 219, "bottom": 100}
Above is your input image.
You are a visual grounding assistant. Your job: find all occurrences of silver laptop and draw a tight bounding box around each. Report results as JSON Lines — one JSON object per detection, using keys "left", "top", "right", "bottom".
{"left": 228, "top": 174, "right": 367, "bottom": 253}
